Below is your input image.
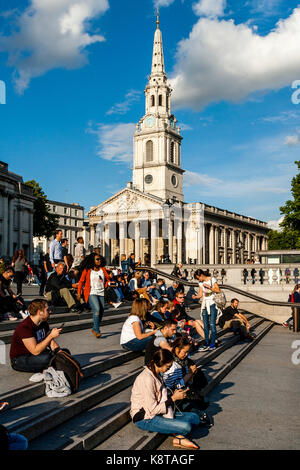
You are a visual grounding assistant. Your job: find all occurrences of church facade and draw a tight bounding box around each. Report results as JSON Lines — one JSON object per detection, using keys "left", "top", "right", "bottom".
{"left": 87, "top": 15, "right": 269, "bottom": 266}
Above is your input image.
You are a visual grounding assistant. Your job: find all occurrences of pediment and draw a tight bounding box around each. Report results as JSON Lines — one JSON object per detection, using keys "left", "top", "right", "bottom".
{"left": 88, "top": 188, "right": 164, "bottom": 218}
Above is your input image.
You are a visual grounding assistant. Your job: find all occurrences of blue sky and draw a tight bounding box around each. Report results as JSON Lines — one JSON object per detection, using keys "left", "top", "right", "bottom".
{"left": 0, "top": 0, "right": 300, "bottom": 227}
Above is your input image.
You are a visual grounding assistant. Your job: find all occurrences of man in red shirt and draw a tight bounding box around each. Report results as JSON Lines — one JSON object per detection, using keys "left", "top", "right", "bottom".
{"left": 10, "top": 299, "right": 62, "bottom": 372}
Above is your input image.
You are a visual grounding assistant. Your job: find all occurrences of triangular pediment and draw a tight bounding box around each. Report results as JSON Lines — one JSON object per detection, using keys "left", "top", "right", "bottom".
{"left": 88, "top": 187, "right": 165, "bottom": 218}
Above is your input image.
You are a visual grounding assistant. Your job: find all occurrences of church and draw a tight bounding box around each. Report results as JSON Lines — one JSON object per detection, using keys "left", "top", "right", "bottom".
{"left": 87, "top": 13, "right": 269, "bottom": 266}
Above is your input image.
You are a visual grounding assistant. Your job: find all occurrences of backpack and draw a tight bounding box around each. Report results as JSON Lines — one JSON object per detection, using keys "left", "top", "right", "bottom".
{"left": 213, "top": 291, "right": 227, "bottom": 309}
{"left": 49, "top": 349, "right": 83, "bottom": 393}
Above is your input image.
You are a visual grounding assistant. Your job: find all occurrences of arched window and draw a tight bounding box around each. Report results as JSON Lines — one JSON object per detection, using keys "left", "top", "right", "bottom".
{"left": 151, "top": 95, "right": 155, "bottom": 107}
{"left": 146, "top": 140, "right": 153, "bottom": 162}
{"left": 159, "top": 95, "right": 163, "bottom": 106}
{"left": 170, "top": 141, "right": 175, "bottom": 164}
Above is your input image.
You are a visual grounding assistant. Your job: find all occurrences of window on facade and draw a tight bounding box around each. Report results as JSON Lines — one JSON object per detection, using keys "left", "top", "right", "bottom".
{"left": 159, "top": 95, "right": 162, "bottom": 106}
{"left": 64, "top": 208, "right": 67, "bottom": 214}
{"left": 64, "top": 218, "right": 67, "bottom": 225}
{"left": 75, "top": 220, "right": 78, "bottom": 227}
{"left": 170, "top": 141, "right": 175, "bottom": 164}
{"left": 151, "top": 95, "right": 155, "bottom": 106}
{"left": 53, "top": 206, "right": 56, "bottom": 212}
{"left": 146, "top": 140, "right": 154, "bottom": 162}
{"left": 75, "top": 210, "right": 78, "bottom": 216}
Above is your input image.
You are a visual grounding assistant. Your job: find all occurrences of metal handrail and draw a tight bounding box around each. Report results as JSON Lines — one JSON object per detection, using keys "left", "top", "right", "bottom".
{"left": 135, "top": 266, "right": 300, "bottom": 308}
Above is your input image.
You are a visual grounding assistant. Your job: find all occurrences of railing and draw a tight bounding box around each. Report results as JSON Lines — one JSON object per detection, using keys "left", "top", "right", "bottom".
{"left": 136, "top": 266, "right": 300, "bottom": 331}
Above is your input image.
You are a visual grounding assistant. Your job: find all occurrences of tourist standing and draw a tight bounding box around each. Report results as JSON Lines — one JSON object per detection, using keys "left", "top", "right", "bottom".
{"left": 283, "top": 284, "right": 300, "bottom": 329}
{"left": 195, "top": 269, "right": 220, "bottom": 351}
{"left": 73, "top": 237, "right": 86, "bottom": 271}
{"left": 77, "top": 253, "right": 111, "bottom": 339}
{"left": 11, "top": 250, "right": 28, "bottom": 296}
{"left": 49, "top": 229, "right": 63, "bottom": 269}
{"left": 242, "top": 268, "right": 248, "bottom": 285}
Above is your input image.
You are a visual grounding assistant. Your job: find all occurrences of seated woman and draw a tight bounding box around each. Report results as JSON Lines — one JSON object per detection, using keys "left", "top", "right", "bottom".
{"left": 120, "top": 298, "right": 159, "bottom": 351}
{"left": 150, "top": 300, "right": 171, "bottom": 327}
{"left": 161, "top": 336, "right": 210, "bottom": 416}
{"left": 130, "top": 348, "right": 200, "bottom": 449}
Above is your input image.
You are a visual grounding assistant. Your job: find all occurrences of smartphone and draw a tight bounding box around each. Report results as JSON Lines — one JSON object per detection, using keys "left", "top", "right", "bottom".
{"left": 59, "top": 323, "right": 65, "bottom": 329}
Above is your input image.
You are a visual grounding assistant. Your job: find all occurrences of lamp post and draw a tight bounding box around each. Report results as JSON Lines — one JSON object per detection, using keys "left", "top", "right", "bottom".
{"left": 237, "top": 238, "right": 244, "bottom": 264}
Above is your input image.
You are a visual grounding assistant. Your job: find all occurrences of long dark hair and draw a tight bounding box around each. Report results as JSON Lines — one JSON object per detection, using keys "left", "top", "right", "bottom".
{"left": 172, "top": 336, "right": 191, "bottom": 354}
{"left": 148, "top": 349, "right": 174, "bottom": 380}
{"left": 81, "top": 253, "right": 106, "bottom": 271}
{"left": 194, "top": 268, "right": 210, "bottom": 279}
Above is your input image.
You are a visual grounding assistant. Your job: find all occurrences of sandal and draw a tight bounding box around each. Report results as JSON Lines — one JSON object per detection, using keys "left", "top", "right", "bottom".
{"left": 173, "top": 436, "right": 199, "bottom": 450}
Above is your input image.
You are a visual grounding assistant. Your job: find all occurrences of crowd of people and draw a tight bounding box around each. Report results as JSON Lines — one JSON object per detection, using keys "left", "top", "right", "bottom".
{"left": 1, "top": 232, "right": 300, "bottom": 450}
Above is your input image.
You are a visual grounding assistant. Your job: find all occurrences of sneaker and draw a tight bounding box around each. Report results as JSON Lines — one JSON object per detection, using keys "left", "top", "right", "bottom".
{"left": 20, "top": 310, "right": 30, "bottom": 319}
{"left": 8, "top": 314, "right": 18, "bottom": 321}
{"left": 198, "top": 345, "right": 210, "bottom": 352}
{"left": 282, "top": 322, "right": 289, "bottom": 328}
{"left": 112, "top": 302, "right": 122, "bottom": 309}
{"left": 208, "top": 345, "right": 216, "bottom": 351}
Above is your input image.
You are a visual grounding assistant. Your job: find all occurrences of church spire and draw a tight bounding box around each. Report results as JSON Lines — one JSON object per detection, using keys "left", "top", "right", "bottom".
{"left": 151, "top": 9, "right": 166, "bottom": 79}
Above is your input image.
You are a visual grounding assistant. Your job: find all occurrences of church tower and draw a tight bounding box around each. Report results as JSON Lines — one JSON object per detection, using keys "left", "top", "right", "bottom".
{"left": 132, "top": 10, "right": 184, "bottom": 203}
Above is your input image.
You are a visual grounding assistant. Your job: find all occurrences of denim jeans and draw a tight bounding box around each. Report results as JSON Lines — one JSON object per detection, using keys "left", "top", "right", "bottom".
{"left": 202, "top": 303, "right": 218, "bottom": 347}
{"left": 121, "top": 336, "right": 152, "bottom": 352}
{"left": 135, "top": 411, "right": 200, "bottom": 436}
{"left": 88, "top": 295, "right": 105, "bottom": 334}
{"left": 8, "top": 433, "right": 28, "bottom": 450}
{"left": 114, "top": 288, "right": 124, "bottom": 302}
{"left": 11, "top": 350, "right": 52, "bottom": 373}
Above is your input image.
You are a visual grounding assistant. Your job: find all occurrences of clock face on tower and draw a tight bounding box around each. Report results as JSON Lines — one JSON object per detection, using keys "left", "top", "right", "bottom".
{"left": 145, "top": 116, "right": 155, "bottom": 128}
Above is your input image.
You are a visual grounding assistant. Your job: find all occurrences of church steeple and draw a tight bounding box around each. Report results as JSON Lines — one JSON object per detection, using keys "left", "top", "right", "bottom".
{"left": 132, "top": 12, "right": 184, "bottom": 203}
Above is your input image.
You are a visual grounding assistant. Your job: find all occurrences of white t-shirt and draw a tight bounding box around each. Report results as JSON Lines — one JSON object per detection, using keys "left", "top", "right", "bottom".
{"left": 90, "top": 269, "right": 105, "bottom": 296}
{"left": 120, "top": 315, "right": 144, "bottom": 345}
{"left": 199, "top": 277, "right": 217, "bottom": 311}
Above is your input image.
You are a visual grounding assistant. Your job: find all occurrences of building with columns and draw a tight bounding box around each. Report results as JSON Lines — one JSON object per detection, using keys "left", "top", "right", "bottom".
{"left": 0, "top": 161, "right": 35, "bottom": 261}
{"left": 87, "top": 14, "right": 269, "bottom": 266}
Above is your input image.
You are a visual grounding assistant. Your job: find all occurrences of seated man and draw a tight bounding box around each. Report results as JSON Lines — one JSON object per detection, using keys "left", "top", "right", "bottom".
{"left": 45, "top": 262, "right": 81, "bottom": 312}
{"left": 0, "top": 267, "right": 27, "bottom": 321}
{"left": 185, "top": 286, "right": 201, "bottom": 306}
{"left": 167, "top": 281, "right": 183, "bottom": 301}
{"left": 10, "top": 299, "right": 62, "bottom": 372}
{"left": 172, "top": 292, "right": 204, "bottom": 341}
{"left": 218, "top": 298, "right": 254, "bottom": 340}
{"left": 144, "top": 319, "right": 177, "bottom": 366}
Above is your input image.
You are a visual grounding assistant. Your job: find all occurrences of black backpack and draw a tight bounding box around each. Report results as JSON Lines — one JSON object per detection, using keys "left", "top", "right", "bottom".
{"left": 0, "top": 425, "right": 9, "bottom": 451}
{"left": 49, "top": 349, "right": 83, "bottom": 393}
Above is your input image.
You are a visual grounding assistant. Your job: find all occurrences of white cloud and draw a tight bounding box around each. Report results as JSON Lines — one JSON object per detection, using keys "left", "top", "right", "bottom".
{"left": 0, "top": 0, "right": 109, "bottom": 93}
{"left": 106, "top": 90, "right": 141, "bottom": 116}
{"left": 284, "top": 134, "right": 300, "bottom": 146}
{"left": 154, "top": 0, "right": 176, "bottom": 7}
{"left": 87, "top": 122, "right": 135, "bottom": 164}
{"left": 193, "top": 0, "right": 226, "bottom": 18}
{"left": 267, "top": 217, "right": 284, "bottom": 231}
{"left": 260, "top": 110, "right": 300, "bottom": 123}
{"left": 170, "top": 7, "right": 300, "bottom": 110}
{"left": 184, "top": 170, "right": 221, "bottom": 186}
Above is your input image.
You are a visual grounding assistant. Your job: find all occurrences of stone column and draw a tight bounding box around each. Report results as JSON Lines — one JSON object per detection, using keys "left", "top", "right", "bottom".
{"left": 177, "top": 220, "right": 183, "bottom": 264}
{"left": 135, "top": 221, "right": 140, "bottom": 262}
{"left": 214, "top": 226, "right": 219, "bottom": 264}
{"left": 150, "top": 218, "right": 157, "bottom": 266}
{"left": 168, "top": 218, "right": 173, "bottom": 263}
{"left": 119, "top": 221, "right": 125, "bottom": 258}
{"left": 105, "top": 224, "right": 111, "bottom": 264}
{"left": 28, "top": 209, "right": 34, "bottom": 262}
{"left": 8, "top": 197, "right": 14, "bottom": 256}
{"left": 223, "top": 227, "right": 228, "bottom": 265}
{"left": 246, "top": 233, "right": 251, "bottom": 259}
{"left": 232, "top": 229, "right": 236, "bottom": 264}
{"left": 209, "top": 224, "right": 214, "bottom": 265}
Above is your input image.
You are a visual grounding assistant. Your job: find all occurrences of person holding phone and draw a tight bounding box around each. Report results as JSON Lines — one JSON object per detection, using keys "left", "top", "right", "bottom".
{"left": 10, "top": 299, "right": 62, "bottom": 373}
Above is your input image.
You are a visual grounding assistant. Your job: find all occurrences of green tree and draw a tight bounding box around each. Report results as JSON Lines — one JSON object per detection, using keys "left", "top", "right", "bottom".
{"left": 268, "top": 161, "right": 300, "bottom": 249}
{"left": 25, "top": 180, "right": 59, "bottom": 239}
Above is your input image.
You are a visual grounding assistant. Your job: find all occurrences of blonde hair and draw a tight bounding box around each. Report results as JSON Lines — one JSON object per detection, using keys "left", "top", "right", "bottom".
{"left": 129, "top": 298, "right": 150, "bottom": 321}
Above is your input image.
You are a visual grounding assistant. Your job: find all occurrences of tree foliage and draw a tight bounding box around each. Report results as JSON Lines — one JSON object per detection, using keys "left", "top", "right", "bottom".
{"left": 25, "top": 180, "right": 59, "bottom": 239}
{"left": 268, "top": 161, "right": 300, "bottom": 250}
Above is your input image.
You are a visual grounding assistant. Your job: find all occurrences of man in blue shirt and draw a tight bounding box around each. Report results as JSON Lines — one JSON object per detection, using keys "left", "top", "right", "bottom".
{"left": 49, "top": 230, "right": 63, "bottom": 269}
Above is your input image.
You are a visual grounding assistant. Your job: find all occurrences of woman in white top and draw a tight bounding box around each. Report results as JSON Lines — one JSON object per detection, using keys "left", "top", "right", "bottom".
{"left": 120, "top": 298, "right": 159, "bottom": 351}
{"left": 194, "top": 269, "right": 220, "bottom": 351}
